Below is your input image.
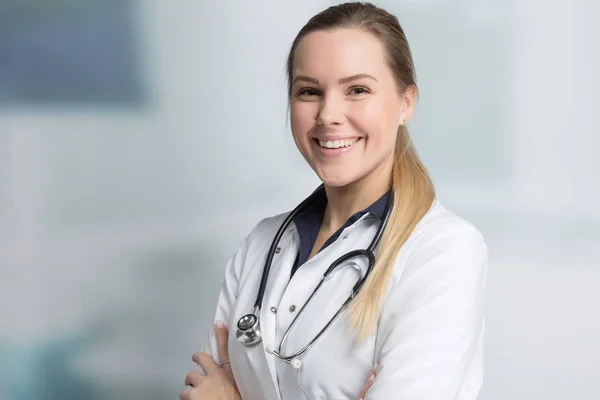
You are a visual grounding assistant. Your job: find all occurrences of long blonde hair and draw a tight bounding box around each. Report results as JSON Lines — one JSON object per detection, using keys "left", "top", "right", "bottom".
{"left": 286, "top": 2, "right": 436, "bottom": 341}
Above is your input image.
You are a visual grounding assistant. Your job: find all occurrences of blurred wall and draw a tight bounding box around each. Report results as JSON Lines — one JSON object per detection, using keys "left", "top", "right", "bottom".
{"left": 0, "top": 0, "right": 598, "bottom": 399}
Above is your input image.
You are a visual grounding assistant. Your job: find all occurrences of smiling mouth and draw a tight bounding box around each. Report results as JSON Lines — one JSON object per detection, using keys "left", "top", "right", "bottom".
{"left": 313, "top": 138, "right": 361, "bottom": 149}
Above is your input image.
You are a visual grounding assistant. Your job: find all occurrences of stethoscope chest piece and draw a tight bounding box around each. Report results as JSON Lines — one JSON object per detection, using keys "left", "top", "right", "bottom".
{"left": 236, "top": 313, "right": 262, "bottom": 346}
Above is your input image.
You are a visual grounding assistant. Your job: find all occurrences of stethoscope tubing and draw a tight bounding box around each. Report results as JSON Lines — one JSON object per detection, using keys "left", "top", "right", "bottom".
{"left": 237, "top": 184, "right": 395, "bottom": 365}
{"left": 254, "top": 185, "right": 326, "bottom": 309}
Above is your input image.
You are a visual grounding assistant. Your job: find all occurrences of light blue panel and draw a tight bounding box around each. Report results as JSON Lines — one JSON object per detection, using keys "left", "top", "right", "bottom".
{"left": 0, "top": 1, "right": 145, "bottom": 105}
{"left": 370, "top": 1, "right": 514, "bottom": 185}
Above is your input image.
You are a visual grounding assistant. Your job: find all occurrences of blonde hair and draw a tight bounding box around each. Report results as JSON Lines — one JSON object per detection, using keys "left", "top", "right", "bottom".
{"left": 286, "top": 2, "right": 436, "bottom": 341}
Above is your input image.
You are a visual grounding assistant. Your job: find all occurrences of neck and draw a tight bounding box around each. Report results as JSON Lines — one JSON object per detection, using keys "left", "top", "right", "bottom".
{"left": 321, "top": 159, "right": 393, "bottom": 231}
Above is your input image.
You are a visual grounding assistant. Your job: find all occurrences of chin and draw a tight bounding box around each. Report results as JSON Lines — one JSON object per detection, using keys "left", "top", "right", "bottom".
{"left": 320, "top": 179, "right": 350, "bottom": 188}
{"left": 315, "top": 170, "right": 359, "bottom": 189}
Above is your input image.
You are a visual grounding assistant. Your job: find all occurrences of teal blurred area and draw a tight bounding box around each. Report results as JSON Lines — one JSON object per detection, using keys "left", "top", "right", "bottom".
{"left": 0, "top": 1, "right": 599, "bottom": 399}
{"left": 0, "top": 1, "right": 144, "bottom": 105}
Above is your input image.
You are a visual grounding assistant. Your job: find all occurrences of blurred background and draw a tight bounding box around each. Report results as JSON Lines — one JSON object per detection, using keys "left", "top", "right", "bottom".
{"left": 0, "top": 0, "right": 598, "bottom": 399}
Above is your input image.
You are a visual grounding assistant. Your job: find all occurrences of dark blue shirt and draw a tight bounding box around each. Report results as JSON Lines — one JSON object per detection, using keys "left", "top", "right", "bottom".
{"left": 290, "top": 189, "right": 391, "bottom": 278}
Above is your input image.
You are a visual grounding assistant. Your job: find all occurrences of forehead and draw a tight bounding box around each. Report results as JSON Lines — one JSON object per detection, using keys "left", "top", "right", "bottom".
{"left": 293, "top": 28, "right": 389, "bottom": 80}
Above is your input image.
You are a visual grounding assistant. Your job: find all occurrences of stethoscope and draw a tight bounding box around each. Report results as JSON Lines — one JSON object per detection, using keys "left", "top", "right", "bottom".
{"left": 236, "top": 184, "right": 394, "bottom": 369}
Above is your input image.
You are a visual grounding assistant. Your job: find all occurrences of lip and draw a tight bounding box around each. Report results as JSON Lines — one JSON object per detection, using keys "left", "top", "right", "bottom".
{"left": 312, "top": 137, "right": 363, "bottom": 157}
{"left": 311, "top": 135, "right": 362, "bottom": 142}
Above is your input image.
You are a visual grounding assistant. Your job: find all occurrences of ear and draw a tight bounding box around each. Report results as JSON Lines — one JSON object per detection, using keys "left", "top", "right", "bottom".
{"left": 399, "top": 84, "right": 417, "bottom": 125}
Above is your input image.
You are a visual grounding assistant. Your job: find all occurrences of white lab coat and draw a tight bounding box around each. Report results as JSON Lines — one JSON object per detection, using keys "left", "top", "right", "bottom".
{"left": 201, "top": 199, "right": 488, "bottom": 400}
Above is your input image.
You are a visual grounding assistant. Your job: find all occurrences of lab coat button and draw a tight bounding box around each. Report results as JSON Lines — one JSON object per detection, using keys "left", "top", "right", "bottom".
{"left": 289, "top": 305, "right": 296, "bottom": 312}
{"left": 270, "top": 306, "right": 277, "bottom": 313}
{"left": 275, "top": 247, "right": 281, "bottom": 254}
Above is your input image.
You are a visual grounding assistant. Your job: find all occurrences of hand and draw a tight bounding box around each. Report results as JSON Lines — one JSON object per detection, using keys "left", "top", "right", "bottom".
{"left": 180, "top": 321, "right": 241, "bottom": 400}
{"left": 358, "top": 363, "right": 379, "bottom": 400}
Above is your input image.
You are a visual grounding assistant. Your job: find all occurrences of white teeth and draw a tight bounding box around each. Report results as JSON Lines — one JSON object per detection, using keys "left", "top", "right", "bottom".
{"left": 318, "top": 139, "right": 356, "bottom": 148}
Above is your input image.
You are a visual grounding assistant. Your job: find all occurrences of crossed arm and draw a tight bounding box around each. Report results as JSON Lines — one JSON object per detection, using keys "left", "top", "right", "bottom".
{"left": 180, "top": 322, "right": 378, "bottom": 400}
{"left": 180, "top": 218, "right": 487, "bottom": 399}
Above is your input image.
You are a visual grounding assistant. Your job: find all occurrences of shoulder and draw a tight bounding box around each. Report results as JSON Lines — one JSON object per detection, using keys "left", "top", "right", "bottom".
{"left": 247, "top": 211, "right": 291, "bottom": 241}
{"left": 238, "top": 211, "right": 293, "bottom": 256}
{"left": 414, "top": 200, "right": 486, "bottom": 247}
{"left": 398, "top": 199, "right": 488, "bottom": 280}
{"left": 223, "top": 211, "right": 292, "bottom": 281}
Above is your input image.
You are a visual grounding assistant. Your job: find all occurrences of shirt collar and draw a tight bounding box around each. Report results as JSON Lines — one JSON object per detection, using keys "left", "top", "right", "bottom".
{"left": 294, "top": 187, "right": 391, "bottom": 225}
{"left": 290, "top": 187, "right": 391, "bottom": 278}
{"left": 364, "top": 189, "right": 391, "bottom": 220}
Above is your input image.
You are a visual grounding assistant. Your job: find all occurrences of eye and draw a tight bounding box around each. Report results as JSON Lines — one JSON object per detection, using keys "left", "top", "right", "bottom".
{"left": 348, "top": 86, "right": 370, "bottom": 95}
{"left": 297, "top": 88, "right": 320, "bottom": 97}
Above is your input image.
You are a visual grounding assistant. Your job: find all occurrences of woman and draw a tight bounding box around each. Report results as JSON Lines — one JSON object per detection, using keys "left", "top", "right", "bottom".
{"left": 182, "top": 2, "right": 487, "bottom": 399}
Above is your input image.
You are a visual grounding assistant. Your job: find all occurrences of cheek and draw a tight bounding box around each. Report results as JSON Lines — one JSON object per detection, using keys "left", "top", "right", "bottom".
{"left": 352, "top": 102, "right": 398, "bottom": 144}
{"left": 290, "top": 103, "right": 312, "bottom": 138}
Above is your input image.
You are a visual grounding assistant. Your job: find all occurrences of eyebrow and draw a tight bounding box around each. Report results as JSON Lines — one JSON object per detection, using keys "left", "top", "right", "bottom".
{"left": 292, "top": 73, "right": 378, "bottom": 85}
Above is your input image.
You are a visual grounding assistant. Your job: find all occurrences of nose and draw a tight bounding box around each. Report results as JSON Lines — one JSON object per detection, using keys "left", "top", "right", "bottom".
{"left": 315, "top": 94, "right": 344, "bottom": 127}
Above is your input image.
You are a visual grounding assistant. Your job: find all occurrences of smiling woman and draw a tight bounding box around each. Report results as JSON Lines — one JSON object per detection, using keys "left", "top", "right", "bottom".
{"left": 183, "top": 3, "right": 487, "bottom": 400}
{"left": 289, "top": 27, "right": 414, "bottom": 192}
{"left": 292, "top": 70, "right": 390, "bottom": 159}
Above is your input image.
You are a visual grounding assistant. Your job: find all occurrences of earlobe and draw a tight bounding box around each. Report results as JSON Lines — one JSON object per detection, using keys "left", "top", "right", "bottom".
{"left": 406, "top": 85, "right": 417, "bottom": 108}
{"left": 398, "top": 85, "right": 417, "bottom": 126}
{"left": 399, "top": 112, "right": 409, "bottom": 126}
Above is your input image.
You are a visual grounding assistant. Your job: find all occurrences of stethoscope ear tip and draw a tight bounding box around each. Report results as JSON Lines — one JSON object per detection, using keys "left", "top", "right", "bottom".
{"left": 290, "top": 358, "right": 302, "bottom": 369}
{"left": 265, "top": 344, "right": 301, "bottom": 369}
{"left": 266, "top": 344, "right": 274, "bottom": 354}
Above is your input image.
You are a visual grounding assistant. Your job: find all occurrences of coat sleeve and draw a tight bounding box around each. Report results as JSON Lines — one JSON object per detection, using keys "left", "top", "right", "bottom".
{"left": 366, "top": 222, "right": 488, "bottom": 400}
{"left": 198, "top": 220, "right": 263, "bottom": 365}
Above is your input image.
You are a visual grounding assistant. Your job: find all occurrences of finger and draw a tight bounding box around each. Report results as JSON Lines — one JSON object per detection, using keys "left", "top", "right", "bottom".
{"left": 184, "top": 370, "right": 204, "bottom": 387}
{"left": 180, "top": 387, "right": 192, "bottom": 400}
{"left": 358, "top": 367, "right": 378, "bottom": 400}
{"left": 358, "top": 374, "right": 375, "bottom": 399}
{"left": 192, "top": 352, "right": 220, "bottom": 375}
{"left": 372, "top": 362, "right": 380, "bottom": 376}
{"left": 215, "top": 320, "right": 230, "bottom": 367}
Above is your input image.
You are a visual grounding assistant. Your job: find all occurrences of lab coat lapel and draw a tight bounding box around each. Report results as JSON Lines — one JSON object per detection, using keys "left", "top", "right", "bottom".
{"left": 258, "top": 230, "right": 298, "bottom": 398}
{"left": 276, "top": 216, "right": 374, "bottom": 356}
